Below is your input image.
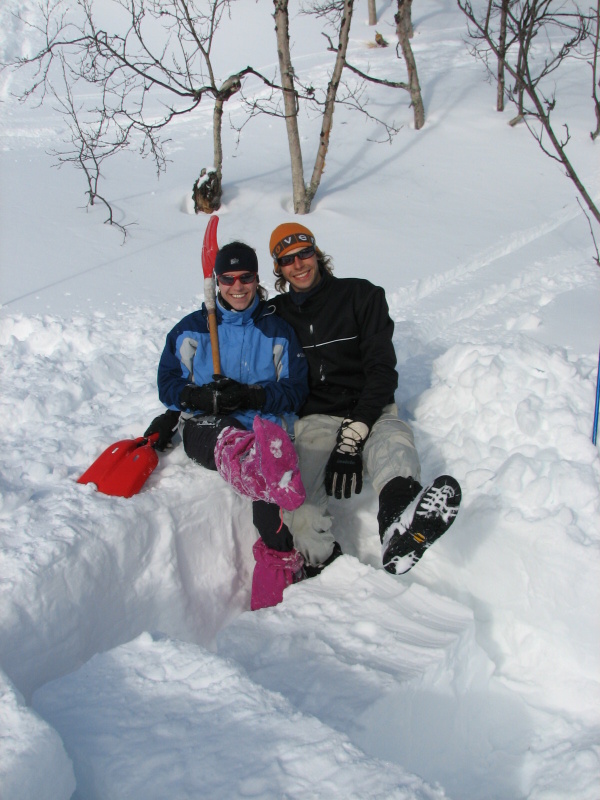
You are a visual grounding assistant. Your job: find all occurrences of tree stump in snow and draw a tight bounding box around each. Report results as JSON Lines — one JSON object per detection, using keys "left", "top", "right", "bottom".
{"left": 193, "top": 169, "right": 222, "bottom": 214}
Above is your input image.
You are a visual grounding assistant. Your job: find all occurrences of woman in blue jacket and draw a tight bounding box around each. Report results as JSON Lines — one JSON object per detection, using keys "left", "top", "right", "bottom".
{"left": 145, "top": 241, "right": 309, "bottom": 609}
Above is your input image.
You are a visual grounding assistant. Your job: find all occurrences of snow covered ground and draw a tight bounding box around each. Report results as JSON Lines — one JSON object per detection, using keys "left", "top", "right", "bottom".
{"left": 1, "top": 0, "right": 599, "bottom": 798}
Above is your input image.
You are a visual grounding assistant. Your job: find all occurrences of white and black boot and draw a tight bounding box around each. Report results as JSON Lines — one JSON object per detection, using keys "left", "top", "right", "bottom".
{"left": 378, "top": 475, "right": 461, "bottom": 575}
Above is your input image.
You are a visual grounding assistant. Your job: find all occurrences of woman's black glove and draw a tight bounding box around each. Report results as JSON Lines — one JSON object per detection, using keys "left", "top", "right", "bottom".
{"left": 324, "top": 419, "right": 370, "bottom": 499}
{"left": 214, "top": 378, "right": 266, "bottom": 413}
{"left": 143, "top": 409, "right": 181, "bottom": 451}
{"left": 180, "top": 379, "right": 266, "bottom": 414}
{"left": 180, "top": 384, "right": 218, "bottom": 413}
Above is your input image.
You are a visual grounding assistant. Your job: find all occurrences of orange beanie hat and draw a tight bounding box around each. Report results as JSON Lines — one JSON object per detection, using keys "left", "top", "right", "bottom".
{"left": 269, "top": 223, "right": 316, "bottom": 261}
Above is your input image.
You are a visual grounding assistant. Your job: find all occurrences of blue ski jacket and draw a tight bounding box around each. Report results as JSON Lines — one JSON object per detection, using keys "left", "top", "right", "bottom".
{"left": 157, "top": 295, "right": 308, "bottom": 430}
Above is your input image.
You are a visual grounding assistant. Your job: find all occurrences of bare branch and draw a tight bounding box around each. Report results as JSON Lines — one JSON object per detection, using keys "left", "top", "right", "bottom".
{"left": 5, "top": 0, "right": 256, "bottom": 222}
{"left": 457, "top": 0, "right": 599, "bottom": 226}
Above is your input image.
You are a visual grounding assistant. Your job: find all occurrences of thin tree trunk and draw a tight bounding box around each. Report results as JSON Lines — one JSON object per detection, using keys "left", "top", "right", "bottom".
{"left": 497, "top": 0, "right": 508, "bottom": 112}
{"left": 515, "top": 0, "right": 538, "bottom": 120}
{"left": 194, "top": 72, "right": 242, "bottom": 213}
{"left": 395, "top": 0, "right": 424, "bottom": 128}
{"left": 212, "top": 73, "right": 242, "bottom": 181}
{"left": 213, "top": 100, "right": 224, "bottom": 180}
{"left": 591, "top": 0, "right": 600, "bottom": 139}
{"left": 396, "top": 0, "right": 414, "bottom": 39}
{"left": 273, "top": 0, "right": 308, "bottom": 214}
{"left": 306, "top": 0, "right": 354, "bottom": 207}
{"left": 368, "top": 0, "right": 376, "bottom": 25}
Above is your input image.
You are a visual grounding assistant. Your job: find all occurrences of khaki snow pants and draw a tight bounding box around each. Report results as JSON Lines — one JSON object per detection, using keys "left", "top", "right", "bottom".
{"left": 283, "top": 404, "right": 421, "bottom": 565}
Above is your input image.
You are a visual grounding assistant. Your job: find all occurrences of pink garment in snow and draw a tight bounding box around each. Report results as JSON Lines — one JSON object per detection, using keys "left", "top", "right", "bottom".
{"left": 214, "top": 416, "right": 306, "bottom": 511}
{"left": 250, "top": 539, "right": 305, "bottom": 610}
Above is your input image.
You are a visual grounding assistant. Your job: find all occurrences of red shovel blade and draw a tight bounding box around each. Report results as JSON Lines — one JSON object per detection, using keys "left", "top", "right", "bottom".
{"left": 77, "top": 435, "right": 159, "bottom": 498}
{"left": 201, "top": 215, "right": 219, "bottom": 278}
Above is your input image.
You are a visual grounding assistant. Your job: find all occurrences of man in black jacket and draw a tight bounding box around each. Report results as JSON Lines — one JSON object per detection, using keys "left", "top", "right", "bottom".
{"left": 268, "top": 222, "right": 462, "bottom": 576}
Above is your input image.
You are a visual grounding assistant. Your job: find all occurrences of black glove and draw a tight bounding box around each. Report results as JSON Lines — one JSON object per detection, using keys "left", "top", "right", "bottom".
{"left": 180, "top": 383, "right": 219, "bottom": 413}
{"left": 180, "top": 379, "right": 266, "bottom": 415}
{"left": 324, "top": 419, "right": 370, "bottom": 499}
{"left": 143, "top": 409, "right": 181, "bottom": 451}
{"left": 213, "top": 378, "right": 266, "bottom": 413}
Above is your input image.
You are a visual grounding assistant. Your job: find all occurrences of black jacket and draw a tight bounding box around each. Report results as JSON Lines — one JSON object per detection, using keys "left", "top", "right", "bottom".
{"left": 270, "top": 270, "right": 398, "bottom": 428}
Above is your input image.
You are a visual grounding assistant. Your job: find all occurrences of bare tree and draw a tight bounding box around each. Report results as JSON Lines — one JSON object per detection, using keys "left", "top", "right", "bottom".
{"left": 6, "top": 0, "right": 276, "bottom": 223}
{"left": 42, "top": 56, "right": 132, "bottom": 239}
{"left": 591, "top": 0, "right": 600, "bottom": 139}
{"left": 496, "top": 0, "right": 509, "bottom": 111}
{"left": 307, "top": 0, "right": 355, "bottom": 207}
{"left": 458, "top": 0, "right": 600, "bottom": 226}
{"left": 325, "top": 0, "right": 425, "bottom": 132}
{"left": 272, "top": 0, "right": 355, "bottom": 214}
{"left": 273, "top": 0, "right": 308, "bottom": 213}
{"left": 395, "top": 0, "right": 423, "bottom": 127}
{"left": 480, "top": 0, "right": 511, "bottom": 111}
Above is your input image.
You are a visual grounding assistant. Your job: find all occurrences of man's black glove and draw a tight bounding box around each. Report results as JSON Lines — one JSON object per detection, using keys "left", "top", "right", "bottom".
{"left": 143, "top": 409, "right": 181, "bottom": 451}
{"left": 180, "top": 379, "right": 266, "bottom": 415}
{"left": 324, "top": 419, "right": 370, "bottom": 499}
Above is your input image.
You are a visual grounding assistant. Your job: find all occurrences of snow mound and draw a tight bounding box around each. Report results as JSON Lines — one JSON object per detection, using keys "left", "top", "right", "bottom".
{"left": 33, "top": 631, "right": 446, "bottom": 800}
{"left": 219, "top": 556, "right": 530, "bottom": 800}
{"left": 0, "top": 670, "right": 75, "bottom": 800}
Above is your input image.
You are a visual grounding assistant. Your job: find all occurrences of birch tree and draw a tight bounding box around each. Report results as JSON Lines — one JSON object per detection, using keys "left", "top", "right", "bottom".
{"left": 273, "top": 0, "right": 355, "bottom": 214}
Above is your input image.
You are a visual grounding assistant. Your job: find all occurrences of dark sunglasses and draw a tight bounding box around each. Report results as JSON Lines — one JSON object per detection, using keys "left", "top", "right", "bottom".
{"left": 276, "top": 246, "right": 316, "bottom": 268}
{"left": 217, "top": 272, "right": 257, "bottom": 286}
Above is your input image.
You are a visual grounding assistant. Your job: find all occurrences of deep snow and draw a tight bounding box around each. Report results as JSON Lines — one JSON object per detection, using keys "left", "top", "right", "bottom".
{"left": 1, "top": 0, "right": 599, "bottom": 798}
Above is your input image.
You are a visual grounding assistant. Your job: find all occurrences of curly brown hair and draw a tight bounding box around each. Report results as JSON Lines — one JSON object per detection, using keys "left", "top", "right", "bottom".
{"left": 273, "top": 250, "right": 334, "bottom": 293}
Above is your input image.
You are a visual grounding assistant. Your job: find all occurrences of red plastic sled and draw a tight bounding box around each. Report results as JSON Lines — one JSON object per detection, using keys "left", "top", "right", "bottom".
{"left": 77, "top": 434, "right": 159, "bottom": 498}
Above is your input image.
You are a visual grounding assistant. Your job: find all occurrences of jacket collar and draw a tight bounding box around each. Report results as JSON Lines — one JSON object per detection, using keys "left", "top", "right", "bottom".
{"left": 214, "top": 293, "right": 261, "bottom": 325}
{"left": 288, "top": 266, "right": 332, "bottom": 306}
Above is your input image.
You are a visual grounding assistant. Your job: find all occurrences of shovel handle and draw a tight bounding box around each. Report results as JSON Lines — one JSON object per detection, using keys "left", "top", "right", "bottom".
{"left": 207, "top": 309, "right": 221, "bottom": 375}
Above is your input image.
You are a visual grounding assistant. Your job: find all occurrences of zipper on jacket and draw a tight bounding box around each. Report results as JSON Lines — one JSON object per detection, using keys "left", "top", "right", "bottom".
{"left": 308, "top": 322, "right": 326, "bottom": 383}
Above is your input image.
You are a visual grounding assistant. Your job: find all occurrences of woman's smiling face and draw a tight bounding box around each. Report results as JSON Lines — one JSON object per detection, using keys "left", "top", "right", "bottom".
{"left": 217, "top": 271, "right": 258, "bottom": 310}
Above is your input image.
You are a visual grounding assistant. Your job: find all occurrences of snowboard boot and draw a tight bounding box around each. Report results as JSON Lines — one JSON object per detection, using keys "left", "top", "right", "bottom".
{"left": 379, "top": 475, "right": 461, "bottom": 575}
{"left": 304, "top": 541, "right": 343, "bottom": 579}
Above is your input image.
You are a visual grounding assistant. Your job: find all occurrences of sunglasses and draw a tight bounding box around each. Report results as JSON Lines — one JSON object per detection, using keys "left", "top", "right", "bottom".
{"left": 217, "top": 272, "right": 257, "bottom": 286}
{"left": 276, "top": 246, "right": 316, "bottom": 268}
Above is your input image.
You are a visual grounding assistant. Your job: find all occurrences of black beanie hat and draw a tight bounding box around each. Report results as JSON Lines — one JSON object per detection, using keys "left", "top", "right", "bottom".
{"left": 214, "top": 242, "right": 259, "bottom": 276}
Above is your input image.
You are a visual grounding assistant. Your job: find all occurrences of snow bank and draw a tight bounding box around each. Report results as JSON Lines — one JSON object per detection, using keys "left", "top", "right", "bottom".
{"left": 0, "top": 669, "right": 75, "bottom": 800}
{"left": 219, "top": 557, "right": 531, "bottom": 800}
{"left": 0, "top": 311, "right": 257, "bottom": 700}
{"left": 33, "top": 631, "right": 446, "bottom": 800}
{"left": 413, "top": 338, "right": 600, "bottom": 719}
